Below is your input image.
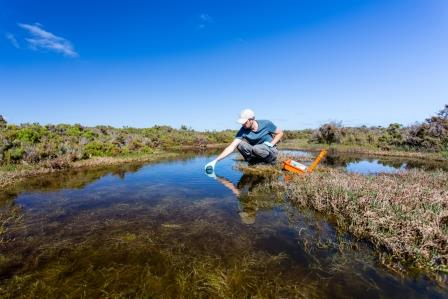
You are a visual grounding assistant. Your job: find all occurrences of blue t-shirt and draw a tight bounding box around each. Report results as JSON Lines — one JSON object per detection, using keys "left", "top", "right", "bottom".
{"left": 235, "top": 119, "right": 277, "bottom": 145}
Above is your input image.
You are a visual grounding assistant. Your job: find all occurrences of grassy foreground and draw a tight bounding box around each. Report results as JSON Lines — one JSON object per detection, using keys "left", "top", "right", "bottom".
{"left": 239, "top": 160, "right": 448, "bottom": 277}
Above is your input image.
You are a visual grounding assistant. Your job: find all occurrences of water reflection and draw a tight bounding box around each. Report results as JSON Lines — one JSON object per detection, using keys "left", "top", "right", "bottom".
{"left": 322, "top": 153, "right": 448, "bottom": 173}
{"left": 0, "top": 151, "right": 447, "bottom": 298}
{"left": 346, "top": 159, "right": 407, "bottom": 174}
{"left": 210, "top": 173, "right": 272, "bottom": 225}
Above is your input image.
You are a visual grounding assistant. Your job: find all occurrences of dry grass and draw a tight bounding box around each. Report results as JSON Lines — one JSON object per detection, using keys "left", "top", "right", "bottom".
{"left": 247, "top": 165, "right": 448, "bottom": 275}
{"left": 237, "top": 150, "right": 448, "bottom": 276}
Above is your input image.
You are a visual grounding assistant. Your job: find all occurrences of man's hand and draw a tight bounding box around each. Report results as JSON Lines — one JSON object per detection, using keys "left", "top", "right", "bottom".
{"left": 204, "top": 159, "right": 217, "bottom": 172}
{"left": 263, "top": 141, "right": 274, "bottom": 147}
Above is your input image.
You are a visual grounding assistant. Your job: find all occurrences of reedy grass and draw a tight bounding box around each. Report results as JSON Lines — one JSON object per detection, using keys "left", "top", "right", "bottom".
{"left": 239, "top": 159, "right": 448, "bottom": 277}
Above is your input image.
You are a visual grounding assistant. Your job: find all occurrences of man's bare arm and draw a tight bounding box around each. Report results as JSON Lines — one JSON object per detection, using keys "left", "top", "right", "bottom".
{"left": 215, "top": 138, "right": 242, "bottom": 161}
{"left": 271, "top": 128, "right": 283, "bottom": 146}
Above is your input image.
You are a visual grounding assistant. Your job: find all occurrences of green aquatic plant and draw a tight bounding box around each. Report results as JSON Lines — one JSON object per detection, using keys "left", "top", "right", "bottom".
{"left": 0, "top": 204, "right": 323, "bottom": 298}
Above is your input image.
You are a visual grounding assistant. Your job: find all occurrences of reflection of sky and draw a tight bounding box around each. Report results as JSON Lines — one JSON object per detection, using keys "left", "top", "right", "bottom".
{"left": 281, "top": 150, "right": 410, "bottom": 175}
{"left": 7, "top": 152, "right": 447, "bottom": 297}
{"left": 346, "top": 160, "right": 406, "bottom": 175}
{"left": 16, "top": 153, "right": 243, "bottom": 210}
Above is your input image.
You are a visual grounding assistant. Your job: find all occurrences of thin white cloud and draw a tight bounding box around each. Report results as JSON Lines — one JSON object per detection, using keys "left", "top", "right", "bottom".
{"left": 200, "top": 13, "right": 214, "bottom": 23}
{"left": 18, "top": 23, "right": 78, "bottom": 57}
{"left": 5, "top": 33, "right": 20, "bottom": 48}
{"left": 197, "top": 13, "right": 214, "bottom": 30}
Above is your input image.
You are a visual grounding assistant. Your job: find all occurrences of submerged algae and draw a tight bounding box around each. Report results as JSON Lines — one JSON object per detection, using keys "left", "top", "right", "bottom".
{"left": 0, "top": 152, "right": 447, "bottom": 298}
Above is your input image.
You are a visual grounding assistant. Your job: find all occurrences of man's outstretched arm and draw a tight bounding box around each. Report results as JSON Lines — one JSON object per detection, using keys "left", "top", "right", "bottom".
{"left": 205, "top": 138, "right": 242, "bottom": 171}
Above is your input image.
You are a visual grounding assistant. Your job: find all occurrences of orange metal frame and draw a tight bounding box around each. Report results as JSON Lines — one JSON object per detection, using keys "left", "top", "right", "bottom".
{"left": 283, "top": 149, "right": 327, "bottom": 174}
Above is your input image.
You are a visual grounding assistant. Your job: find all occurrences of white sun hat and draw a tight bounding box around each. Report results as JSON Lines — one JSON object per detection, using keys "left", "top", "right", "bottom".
{"left": 237, "top": 108, "right": 255, "bottom": 124}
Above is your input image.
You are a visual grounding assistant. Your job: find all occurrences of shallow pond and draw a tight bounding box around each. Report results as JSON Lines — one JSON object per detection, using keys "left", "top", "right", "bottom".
{"left": 0, "top": 151, "right": 447, "bottom": 298}
{"left": 282, "top": 149, "right": 448, "bottom": 174}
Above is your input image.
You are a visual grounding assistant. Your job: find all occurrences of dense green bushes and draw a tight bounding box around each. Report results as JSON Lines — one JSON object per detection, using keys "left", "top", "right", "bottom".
{"left": 0, "top": 120, "right": 235, "bottom": 166}
{"left": 299, "top": 105, "right": 448, "bottom": 152}
{"left": 1, "top": 105, "right": 446, "bottom": 166}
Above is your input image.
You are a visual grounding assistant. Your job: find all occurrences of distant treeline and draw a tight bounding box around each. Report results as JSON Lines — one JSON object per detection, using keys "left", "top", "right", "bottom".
{"left": 0, "top": 121, "right": 235, "bottom": 166}
{"left": 0, "top": 105, "right": 446, "bottom": 166}
{"left": 284, "top": 104, "right": 448, "bottom": 153}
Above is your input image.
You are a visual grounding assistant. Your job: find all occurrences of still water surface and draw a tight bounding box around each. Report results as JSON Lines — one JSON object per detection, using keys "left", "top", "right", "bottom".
{"left": 0, "top": 151, "right": 446, "bottom": 298}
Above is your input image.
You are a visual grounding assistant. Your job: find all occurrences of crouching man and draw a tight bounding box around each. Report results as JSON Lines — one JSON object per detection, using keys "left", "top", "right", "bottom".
{"left": 205, "top": 108, "right": 283, "bottom": 171}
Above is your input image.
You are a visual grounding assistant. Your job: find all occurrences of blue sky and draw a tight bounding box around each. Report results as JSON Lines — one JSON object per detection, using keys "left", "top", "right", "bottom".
{"left": 1, "top": 0, "right": 447, "bottom": 131}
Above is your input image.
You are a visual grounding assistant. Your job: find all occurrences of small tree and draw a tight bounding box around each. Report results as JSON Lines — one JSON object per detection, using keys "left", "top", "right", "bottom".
{"left": 437, "top": 104, "right": 448, "bottom": 119}
{"left": 0, "top": 115, "right": 6, "bottom": 129}
{"left": 312, "top": 123, "right": 342, "bottom": 145}
{"left": 386, "top": 123, "right": 404, "bottom": 146}
{"left": 405, "top": 105, "right": 448, "bottom": 151}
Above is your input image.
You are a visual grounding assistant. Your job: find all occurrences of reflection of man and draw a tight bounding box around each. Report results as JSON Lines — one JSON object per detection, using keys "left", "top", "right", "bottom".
{"left": 207, "top": 173, "right": 266, "bottom": 225}
{"left": 213, "top": 175, "right": 256, "bottom": 224}
{"left": 214, "top": 175, "right": 240, "bottom": 197}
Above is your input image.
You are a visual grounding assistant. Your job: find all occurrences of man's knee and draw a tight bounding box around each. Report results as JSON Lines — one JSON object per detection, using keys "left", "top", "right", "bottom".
{"left": 237, "top": 142, "right": 251, "bottom": 152}
{"left": 253, "top": 144, "right": 269, "bottom": 158}
{"left": 237, "top": 142, "right": 253, "bottom": 158}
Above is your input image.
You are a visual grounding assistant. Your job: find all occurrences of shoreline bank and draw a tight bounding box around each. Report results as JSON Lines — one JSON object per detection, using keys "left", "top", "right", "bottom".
{"left": 0, "top": 151, "right": 179, "bottom": 191}
{"left": 279, "top": 142, "right": 448, "bottom": 162}
{"left": 2, "top": 143, "right": 447, "bottom": 190}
